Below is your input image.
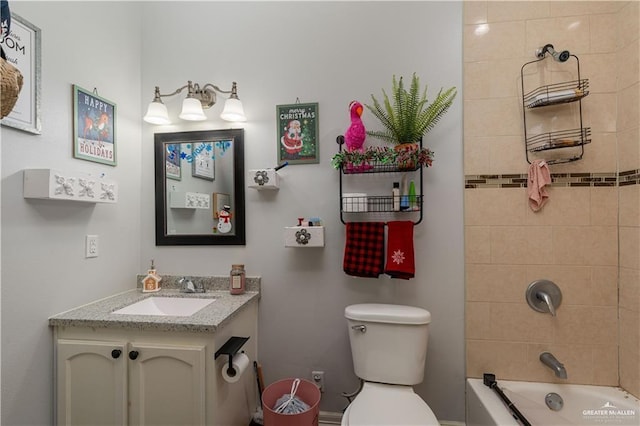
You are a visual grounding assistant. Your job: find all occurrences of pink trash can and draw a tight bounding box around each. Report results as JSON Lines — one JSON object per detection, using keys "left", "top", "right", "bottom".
{"left": 262, "top": 378, "right": 321, "bottom": 426}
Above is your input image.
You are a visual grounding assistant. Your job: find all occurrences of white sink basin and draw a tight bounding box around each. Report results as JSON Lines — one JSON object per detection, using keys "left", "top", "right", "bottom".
{"left": 112, "top": 297, "right": 216, "bottom": 316}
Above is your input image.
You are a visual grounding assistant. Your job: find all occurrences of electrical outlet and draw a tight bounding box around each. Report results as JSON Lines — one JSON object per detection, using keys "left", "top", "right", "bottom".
{"left": 311, "top": 370, "right": 325, "bottom": 393}
{"left": 85, "top": 235, "right": 99, "bottom": 258}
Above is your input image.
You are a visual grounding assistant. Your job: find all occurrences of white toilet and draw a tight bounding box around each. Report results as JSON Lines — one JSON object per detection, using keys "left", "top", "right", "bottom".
{"left": 342, "top": 303, "right": 440, "bottom": 426}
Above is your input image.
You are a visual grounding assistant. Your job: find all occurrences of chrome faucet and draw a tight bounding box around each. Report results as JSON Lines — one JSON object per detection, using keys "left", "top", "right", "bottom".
{"left": 540, "top": 352, "right": 567, "bottom": 379}
{"left": 179, "top": 277, "right": 205, "bottom": 293}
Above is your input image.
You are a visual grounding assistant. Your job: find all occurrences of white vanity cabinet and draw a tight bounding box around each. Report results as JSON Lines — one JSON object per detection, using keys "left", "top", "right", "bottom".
{"left": 53, "top": 300, "right": 258, "bottom": 426}
{"left": 56, "top": 339, "right": 128, "bottom": 425}
{"left": 56, "top": 338, "right": 205, "bottom": 425}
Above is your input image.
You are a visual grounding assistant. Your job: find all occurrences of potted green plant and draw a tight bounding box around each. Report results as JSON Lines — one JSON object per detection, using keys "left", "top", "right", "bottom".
{"left": 365, "top": 73, "right": 456, "bottom": 169}
{"left": 331, "top": 146, "right": 434, "bottom": 171}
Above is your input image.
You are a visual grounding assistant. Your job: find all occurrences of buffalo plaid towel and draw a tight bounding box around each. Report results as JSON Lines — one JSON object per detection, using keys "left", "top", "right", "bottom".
{"left": 343, "top": 222, "right": 385, "bottom": 278}
{"left": 385, "top": 221, "right": 415, "bottom": 279}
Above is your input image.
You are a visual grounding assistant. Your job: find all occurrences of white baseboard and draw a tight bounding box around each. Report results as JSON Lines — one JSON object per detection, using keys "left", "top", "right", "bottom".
{"left": 319, "top": 411, "right": 465, "bottom": 426}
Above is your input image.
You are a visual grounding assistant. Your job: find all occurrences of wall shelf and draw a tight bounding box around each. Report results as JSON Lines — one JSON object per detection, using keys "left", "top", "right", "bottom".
{"left": 169, "top": 191, "right": 210, "bottom": 209}
{"left": 23, "top": 169, "right": 118, "bottom": 203}
{"left": 336, "top": 136, "right": 423, "bottom": 225}
{"left": 247, "top": 169, "right": 280, "bottom": 190}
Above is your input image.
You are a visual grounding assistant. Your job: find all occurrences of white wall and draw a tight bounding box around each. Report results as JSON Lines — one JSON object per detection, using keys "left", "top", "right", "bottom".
{"left": 1, "top": 1, "right": 464, "bottom": 423}
{"left": 1, "top": 2, "right": 142, "bottom": 425}
{"left": 140, "top": 1, "right": 465, "bottom": 420}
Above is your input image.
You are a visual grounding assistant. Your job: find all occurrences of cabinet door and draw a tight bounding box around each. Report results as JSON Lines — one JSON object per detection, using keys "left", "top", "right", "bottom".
{"left": 128, "top": 342, "right": 206, "bottom": 426}
{"left": 56, "top": 339, "right": 127, "bottom": 426}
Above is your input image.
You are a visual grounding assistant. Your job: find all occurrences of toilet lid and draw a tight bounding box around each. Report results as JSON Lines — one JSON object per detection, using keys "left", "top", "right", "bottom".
{"left": 343, "top": 383, "right": 440, "bottom": 426}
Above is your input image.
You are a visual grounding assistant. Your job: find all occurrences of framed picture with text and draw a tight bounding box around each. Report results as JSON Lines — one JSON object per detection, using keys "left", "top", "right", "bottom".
{"left": 165, "top": 143, "right": 181, "bottom": 180}
{"left": 72, "top": 85, "right": 117, "bottom": 166}
{"left": 191, "top": 141, "right": 215, "bottom": 180}
{"left": 0, "top": 13, "right": 42, "bottom": 134}
{"left": 276, "top": 102, "right": 319, "bottom": 165}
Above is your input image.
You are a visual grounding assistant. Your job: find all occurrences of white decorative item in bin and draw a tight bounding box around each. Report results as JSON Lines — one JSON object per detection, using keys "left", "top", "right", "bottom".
{"left": 248, "top": 169, "right": 279, "bottom": 190}
{"left": 284, "top": 226, "right": 325, "bottom": 247}
{"left": 342, "top": 193, "right": 368, "bottom": 212}
{"left": 169, "top": 191, "right": 210, "bottom": 209}
{"left": 23, "top": 169, "right": 118, "bottom": 203}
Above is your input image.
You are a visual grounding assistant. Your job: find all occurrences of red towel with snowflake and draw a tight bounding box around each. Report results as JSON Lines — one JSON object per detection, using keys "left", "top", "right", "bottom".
{"left": 343, "top": 222, "right": 385, "bottom": 278}
{"left": 385, "top": 221, "right": 415, "bottom": 279}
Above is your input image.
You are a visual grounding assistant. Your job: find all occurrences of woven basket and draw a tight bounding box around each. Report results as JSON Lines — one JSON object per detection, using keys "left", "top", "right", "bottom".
{"left": 1, "top": 57, "right": 24, "bottom": 119}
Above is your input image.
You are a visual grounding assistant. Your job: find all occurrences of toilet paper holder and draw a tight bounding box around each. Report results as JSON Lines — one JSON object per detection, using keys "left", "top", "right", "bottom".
{"left": 215, "top": 336, "right": 250, "bottom": 374}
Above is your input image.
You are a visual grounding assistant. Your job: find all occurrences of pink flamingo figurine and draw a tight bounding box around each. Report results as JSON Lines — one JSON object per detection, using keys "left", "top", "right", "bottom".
{"left": 344, "top": 100, "right": 372, "bottom": 172}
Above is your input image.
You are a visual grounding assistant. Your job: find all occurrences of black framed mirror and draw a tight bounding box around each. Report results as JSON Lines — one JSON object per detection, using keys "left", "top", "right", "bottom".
{"left": 154, "top": 129, "right": 245, "bottom": 245}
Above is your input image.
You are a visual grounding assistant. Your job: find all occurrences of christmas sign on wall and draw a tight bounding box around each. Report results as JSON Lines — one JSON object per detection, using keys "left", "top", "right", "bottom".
{"left": 276, "top": 102, "right": 319, "bottom": 165}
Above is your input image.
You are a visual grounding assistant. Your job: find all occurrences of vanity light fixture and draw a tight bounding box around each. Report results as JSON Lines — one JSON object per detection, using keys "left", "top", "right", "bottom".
{"left": 143, "top": 80, "right": 246, "bottom": 125}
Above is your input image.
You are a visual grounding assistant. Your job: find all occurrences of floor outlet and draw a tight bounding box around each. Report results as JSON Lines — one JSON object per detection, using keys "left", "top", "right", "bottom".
{"left": 86, "top": 235, "right": 99, "bottom": 258}
{"left": 312, "top": 370, "right": 325, "bottom": 393}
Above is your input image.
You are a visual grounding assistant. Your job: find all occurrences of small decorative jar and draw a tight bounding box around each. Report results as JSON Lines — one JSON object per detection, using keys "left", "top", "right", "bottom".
{"left": 230, "top": 264, "right": 246, "bottom": 295}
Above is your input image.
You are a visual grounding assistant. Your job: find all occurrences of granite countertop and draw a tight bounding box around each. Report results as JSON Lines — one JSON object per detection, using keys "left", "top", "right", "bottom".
{"left": 49, "top": 275, "right": 260, "bottom": 333}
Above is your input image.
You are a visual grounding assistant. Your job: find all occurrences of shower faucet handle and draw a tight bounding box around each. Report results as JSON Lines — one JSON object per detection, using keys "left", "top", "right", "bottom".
{"left": 526, "top": 280, "right": 562, "bottom": 316}
{"left": 536, "top": 291, "right": 556, "bottom": 316}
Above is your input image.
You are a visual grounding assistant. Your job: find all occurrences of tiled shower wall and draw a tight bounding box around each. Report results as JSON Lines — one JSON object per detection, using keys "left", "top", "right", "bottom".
{"left": 463, "top": 1, "right": 639, "bottom": 397}
{"left": 617, "top": 1, "right": 640, "bottom": 398}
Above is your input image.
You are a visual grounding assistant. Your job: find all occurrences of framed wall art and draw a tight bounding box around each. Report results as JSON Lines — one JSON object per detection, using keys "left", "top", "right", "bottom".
{"left": 72, "top": 85, "right": 117, "bottom": 166}
{"left": 191, "top": 141, "right": 215, "bottom": 180}
{"left": 0, "top": 13, "right": 42, "bottom": 134}
{"left": 276, "top": 102, "right": 319, "bottom": 165}
{"left": 165, "top": 143, "right": 181, "bottom": 180}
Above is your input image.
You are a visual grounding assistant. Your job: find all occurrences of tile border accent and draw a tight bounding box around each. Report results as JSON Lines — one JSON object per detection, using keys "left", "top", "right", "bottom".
{"left": 465, "top": 170, "right": 637, "bottom": 189}
{"left": 619, "top": 169, "right": 640, "bottom": 186}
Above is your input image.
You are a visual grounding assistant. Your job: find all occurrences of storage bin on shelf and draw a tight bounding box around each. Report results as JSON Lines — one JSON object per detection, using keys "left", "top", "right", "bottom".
{"left": 248, "top": 169, "right": 280, "bottom": 190}
{"left": 284, "top": 226, "right": 324, "bottom": 248}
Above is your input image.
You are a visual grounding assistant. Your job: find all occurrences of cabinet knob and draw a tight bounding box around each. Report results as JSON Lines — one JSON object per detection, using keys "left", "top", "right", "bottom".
{"left": 128, "top": 350, "right": 139, "bottom": 360}
{"left": 111, "top": 349, "right": 122, "bottom": 359}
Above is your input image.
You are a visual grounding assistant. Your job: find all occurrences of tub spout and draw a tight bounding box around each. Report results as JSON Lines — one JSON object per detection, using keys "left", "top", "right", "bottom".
{"left": 540, "top": 352, "right": 567, "bottom": 379}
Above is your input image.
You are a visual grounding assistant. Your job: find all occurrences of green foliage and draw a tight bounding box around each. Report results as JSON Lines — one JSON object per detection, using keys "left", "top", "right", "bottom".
{"left": 331, "top": 146, "right": 434, "bottom": 170}
{"left": 365, "top": 73, "right": 457, "bottom": 145}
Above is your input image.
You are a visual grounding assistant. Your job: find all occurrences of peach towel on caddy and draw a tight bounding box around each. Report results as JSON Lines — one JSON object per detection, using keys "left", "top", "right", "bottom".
{"left": 528, "top": 159, "right": 551, "bottom": 212}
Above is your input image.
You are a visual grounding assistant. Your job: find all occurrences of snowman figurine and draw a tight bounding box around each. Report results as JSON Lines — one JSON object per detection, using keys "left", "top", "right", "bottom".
{"left": 217, "top": 205, "right": 232, "bottom": 234}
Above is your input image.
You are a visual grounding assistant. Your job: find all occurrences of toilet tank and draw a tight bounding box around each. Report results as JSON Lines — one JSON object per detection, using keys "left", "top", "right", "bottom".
{"left": 345, "top": 304, "right": 431, "bottom": 386}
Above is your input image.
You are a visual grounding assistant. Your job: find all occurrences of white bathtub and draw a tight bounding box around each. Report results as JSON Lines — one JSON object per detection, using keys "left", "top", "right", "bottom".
{"left": 466, "top": 378, "right": 640, "bottom": 426}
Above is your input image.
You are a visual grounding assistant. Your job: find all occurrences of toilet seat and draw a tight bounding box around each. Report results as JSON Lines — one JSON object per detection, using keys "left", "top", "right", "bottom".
{"left": 341, "top": 382, "right": 440, "bottom": 426}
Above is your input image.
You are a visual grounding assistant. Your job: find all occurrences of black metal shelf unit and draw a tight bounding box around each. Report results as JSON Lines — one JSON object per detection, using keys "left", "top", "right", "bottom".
{"left": 336, "top": 135, "right": 424, "bottom": 225}
{"left": 521, "top": 54, "right": 591, "bottom": 165}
